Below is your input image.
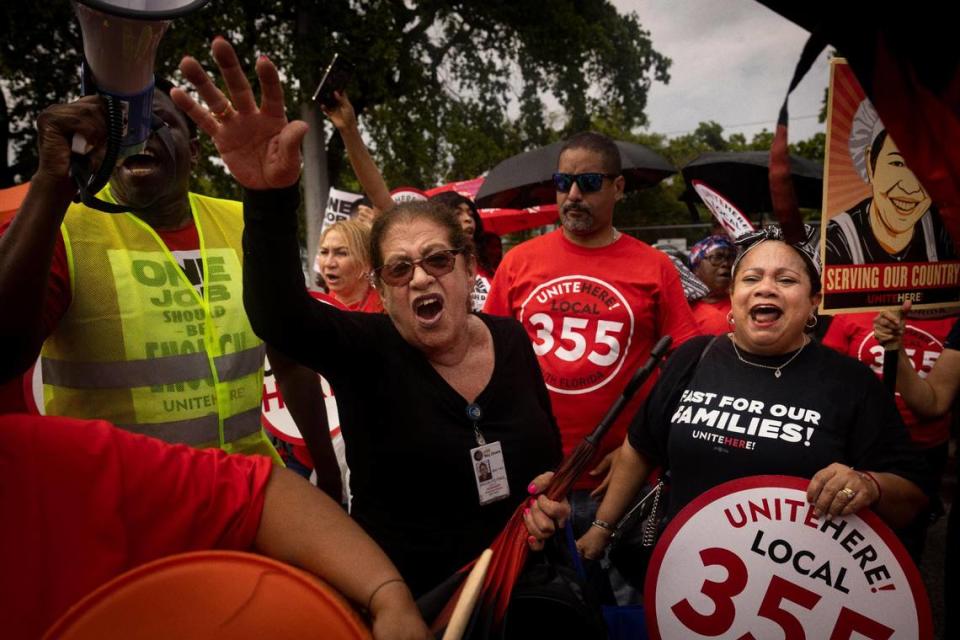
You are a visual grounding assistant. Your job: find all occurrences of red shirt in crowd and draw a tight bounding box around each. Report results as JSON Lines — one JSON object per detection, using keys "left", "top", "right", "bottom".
{"left": 690, "top": 298, "right": 732, "bottom": 336}
{"left": 484, "top": 230, "right": 700, "bottom": 490}
{"left": 1, "top": 413, "right": 272, "bottom": 638}
{"left": 822, "top": 311, "right": 956, "bottom": 448}
{"left": 338, "top": 286, "right": 384, "bottom": 313}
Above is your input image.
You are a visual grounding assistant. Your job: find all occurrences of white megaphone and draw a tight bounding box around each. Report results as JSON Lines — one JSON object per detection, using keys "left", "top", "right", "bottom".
{"left": 70, "top": 0, "right": 210, "bottom": 212}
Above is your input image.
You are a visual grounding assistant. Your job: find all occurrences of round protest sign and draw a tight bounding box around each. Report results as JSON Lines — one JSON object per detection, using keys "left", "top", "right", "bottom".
{"left": 390, "top": 186, "right": 428, "bottom": 204}
{"left": 644, "top": 475, "right": 931, "bottom": 639}
{"left": 24, "top": 358, "right": 44, "bottom": 415}
{"left": 691, "top": 180, "right": 755, "bottom": 239}
{"left": 261, "top": 290, "right": 345, "bottom": 446}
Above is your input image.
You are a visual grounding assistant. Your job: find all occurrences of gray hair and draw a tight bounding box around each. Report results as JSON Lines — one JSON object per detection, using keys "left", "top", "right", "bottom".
{"left": 848, "top": 99, "right": 885, "bottom": 183}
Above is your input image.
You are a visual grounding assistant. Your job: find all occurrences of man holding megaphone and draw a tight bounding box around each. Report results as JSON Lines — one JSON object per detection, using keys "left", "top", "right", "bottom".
{"left": 0, "top": 77, "right": 302, "bottom": 460}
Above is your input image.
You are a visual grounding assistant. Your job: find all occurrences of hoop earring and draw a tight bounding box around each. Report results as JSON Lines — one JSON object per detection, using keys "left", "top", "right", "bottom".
{"left": 805, "top": 314, "right": 818, "bottom": 329}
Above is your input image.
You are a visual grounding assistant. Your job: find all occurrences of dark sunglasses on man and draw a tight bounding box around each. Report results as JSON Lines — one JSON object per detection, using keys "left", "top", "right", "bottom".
{"left": 374, "top": 248, "right": 465, "bottom": 286}
{"left": 552, "top": 172, "right": 619, "bottom": 194}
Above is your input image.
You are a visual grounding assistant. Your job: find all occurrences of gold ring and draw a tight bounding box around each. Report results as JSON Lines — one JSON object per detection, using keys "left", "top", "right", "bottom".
{"left": 212, "top": 103, "right": 233, "bottom": 121}
{"left": 839, "top": 487, "right": 856, "bottom": 499}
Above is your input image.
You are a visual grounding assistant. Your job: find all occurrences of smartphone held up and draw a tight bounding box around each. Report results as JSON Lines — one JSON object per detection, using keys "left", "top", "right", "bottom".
{"left": 312, "top": 53, "right": 353, "bottom": 109}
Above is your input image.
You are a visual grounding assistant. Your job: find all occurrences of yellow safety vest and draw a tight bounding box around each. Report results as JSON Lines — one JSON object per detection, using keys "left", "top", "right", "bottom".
{"left": 41, "top": 187, "right": 280, "bottom": 462}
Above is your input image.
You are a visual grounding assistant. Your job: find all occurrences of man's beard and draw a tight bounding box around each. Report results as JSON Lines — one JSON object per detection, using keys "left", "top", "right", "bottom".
{"left": 560, "top": 204, "right": 595, "bottom": 234}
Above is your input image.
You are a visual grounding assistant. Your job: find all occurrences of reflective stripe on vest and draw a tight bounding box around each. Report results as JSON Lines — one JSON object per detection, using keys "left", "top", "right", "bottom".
{"left": 41, "top": 347, "right": 263, "bottom": 388}
{"left": 116, "top": 405, "right": 263, "bottom": 445}
{"left": 41, "top": 189, "right": 270, "bottom": 453}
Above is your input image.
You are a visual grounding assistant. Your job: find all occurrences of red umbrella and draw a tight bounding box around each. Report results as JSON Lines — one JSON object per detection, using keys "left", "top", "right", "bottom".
{"left": 428, "top": 336, "right": 673, "bottom": 637}
{"left": 427, "top": 177, "right": 559, "bottom": 235}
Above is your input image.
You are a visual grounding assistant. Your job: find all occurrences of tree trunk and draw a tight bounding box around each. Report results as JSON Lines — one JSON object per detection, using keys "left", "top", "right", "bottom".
{"left": 300, "top": 101, "right": 328, "bottom": 291}
{"left": 0, "top": 85, "right": 10, "bottom": 187}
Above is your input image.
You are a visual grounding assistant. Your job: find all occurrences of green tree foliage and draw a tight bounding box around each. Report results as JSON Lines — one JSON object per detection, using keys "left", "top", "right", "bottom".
{"left": 601, "top": 117, "right": 826, "bottom": 234}
{"left": 1, "top": 0, "right": 670, "bottom": 194}
{"left": 0, "top": 3, "right": 80, "bottom": 186}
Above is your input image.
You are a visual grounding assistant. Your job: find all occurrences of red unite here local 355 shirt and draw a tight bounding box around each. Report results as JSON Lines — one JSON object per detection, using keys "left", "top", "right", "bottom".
{"left": 822, "top": 311, "right": 957, "bottom": 448}
{"left": 484, "top": 230, "right": 700, "bottom": 490}
{"left": 1, "top": 413, "right": 272, "bottom": 639}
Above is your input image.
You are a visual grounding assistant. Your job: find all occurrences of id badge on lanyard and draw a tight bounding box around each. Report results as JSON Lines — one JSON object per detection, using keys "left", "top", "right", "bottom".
{"left": 466, "top": 403, "right": 510, "bottom": 505}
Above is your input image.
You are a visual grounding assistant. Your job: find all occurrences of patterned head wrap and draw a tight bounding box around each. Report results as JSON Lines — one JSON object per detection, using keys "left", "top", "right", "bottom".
{"left": 653, "top": 243, "right": 710, "bottom": 302}
{"left": 689, "top": 235, "right": 736, "bottom": 270}
{"left": 732, "top": 224, "right": 822, "bottom": 294}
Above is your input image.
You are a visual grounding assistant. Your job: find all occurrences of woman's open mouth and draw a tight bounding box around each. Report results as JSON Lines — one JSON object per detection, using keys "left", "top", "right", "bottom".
{"left": 749, "top": 304, "right": 783, "bottom": 325}
{"left": 413, "top": 294, "right": 444, "bottom": 326}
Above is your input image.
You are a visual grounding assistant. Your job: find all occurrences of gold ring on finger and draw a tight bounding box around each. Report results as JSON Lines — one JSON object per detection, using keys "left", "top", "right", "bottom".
{"left": 839, "top": 487, "right": 856, "bottom": 499}
{"left": 212, "top": 103, "right": 234, "bottom": 122}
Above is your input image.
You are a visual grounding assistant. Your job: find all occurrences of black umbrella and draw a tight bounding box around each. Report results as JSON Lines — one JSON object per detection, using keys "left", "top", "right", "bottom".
{"left": 680, "top": 151, "right": 823, "bottom": 216}
{"left": 474, "top": 140, "right": 676, "bottom": 210}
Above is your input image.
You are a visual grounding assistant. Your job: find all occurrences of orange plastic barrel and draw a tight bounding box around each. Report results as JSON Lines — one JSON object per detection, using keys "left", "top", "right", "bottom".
{"left": 44, "top": 551, "right": 372, "bottom": 639}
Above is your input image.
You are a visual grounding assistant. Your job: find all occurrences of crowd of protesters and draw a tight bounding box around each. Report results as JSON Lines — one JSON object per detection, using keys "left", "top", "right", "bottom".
{"left": 1, "top": 33, "right": 957, "bottom": 640}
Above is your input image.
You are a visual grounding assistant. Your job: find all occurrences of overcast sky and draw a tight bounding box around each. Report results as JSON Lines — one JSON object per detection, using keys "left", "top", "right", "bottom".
{"left": 612, "top": 0, "right": 831, "bottom": 143}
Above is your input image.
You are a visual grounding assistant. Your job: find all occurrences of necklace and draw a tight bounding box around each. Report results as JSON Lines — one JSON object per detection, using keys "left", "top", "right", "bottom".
{"left": 729, "top": 335, "right": 809, "bottom": 378}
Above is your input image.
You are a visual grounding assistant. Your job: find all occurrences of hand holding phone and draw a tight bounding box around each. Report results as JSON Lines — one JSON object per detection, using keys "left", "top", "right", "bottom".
{"left": 312, "top": 53, "right": 353, "bottom": 109}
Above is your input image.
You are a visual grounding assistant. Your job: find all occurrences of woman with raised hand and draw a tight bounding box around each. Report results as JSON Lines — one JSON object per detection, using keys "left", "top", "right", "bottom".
{"left": 172, "top": 37, "right": 567, "bottom": 600}
{"left": 576, "top": 227, "right": 930, "bottom": 560}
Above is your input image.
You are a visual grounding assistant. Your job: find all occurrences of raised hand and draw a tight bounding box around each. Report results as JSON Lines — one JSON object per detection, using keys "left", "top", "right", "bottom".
{"left": 34, "top": 97, "right": 107, "bottom": 197}
{"left": 170, "top": 37, "right": 308, "bottom": 190}
{"left": 320, "top": 90, "right": 358, "bottom": 132}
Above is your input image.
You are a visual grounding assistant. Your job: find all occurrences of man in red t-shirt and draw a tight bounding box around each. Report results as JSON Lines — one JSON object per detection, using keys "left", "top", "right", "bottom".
{"left": 484, "top": 132, "right": 699, "bottom": 564}
{"left": 822, "top": 309, "right": 957, "bottom": 559}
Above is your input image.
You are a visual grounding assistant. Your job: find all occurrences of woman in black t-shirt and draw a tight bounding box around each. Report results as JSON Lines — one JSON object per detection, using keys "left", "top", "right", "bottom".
{"left": 578, "top": 228, "right": 929, "bottom": 560}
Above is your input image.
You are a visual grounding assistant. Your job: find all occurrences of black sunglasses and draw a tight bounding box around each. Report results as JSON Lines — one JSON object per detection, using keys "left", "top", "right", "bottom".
{"left": 704, "top": 251, "right": 736, "bottom": 266}
{"left": 552, "top": 172, "right": 618, "bottom": 193}
{"left": 375, "top": 248, "right": 464, "bottom": 286}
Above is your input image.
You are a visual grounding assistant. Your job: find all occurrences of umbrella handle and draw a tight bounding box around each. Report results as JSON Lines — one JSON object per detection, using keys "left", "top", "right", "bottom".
{"left": 442, "top": 549, "right": 493, "bottom": 640}
{"left": 586, "top": 335, "right": 672, "bottom": 446}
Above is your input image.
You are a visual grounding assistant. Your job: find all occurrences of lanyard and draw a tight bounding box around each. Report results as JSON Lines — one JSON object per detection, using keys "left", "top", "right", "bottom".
{"left": 466, "top": 403, "right": 485, "bottom": 446}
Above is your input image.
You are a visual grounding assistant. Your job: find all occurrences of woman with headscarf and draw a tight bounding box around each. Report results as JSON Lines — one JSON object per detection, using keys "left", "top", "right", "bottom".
{"left": 577, "top": 226, "right": 929, "bottom": 559}
{"left": 825, "top": 98, "right": 955, "bottom": 265}
{"left": 687, "top": 234, "right": 737, "bottom": 335}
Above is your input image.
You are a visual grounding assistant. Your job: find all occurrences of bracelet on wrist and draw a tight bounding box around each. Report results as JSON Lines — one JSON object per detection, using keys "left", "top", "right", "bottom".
{"left": 859, "top": 471, "right": 883, "bottom": 504}
{"left": 365, "top": 577, "right": 405, "bottom": 612}
{"left": 591, "top": 519, "right": 616, "bottom": 535}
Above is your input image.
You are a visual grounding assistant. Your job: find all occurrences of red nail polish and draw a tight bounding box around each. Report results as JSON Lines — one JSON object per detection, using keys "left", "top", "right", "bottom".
{"left": 527, "top": 482, "right": 537, "bottom": 494}
{"left": 524, "top": 507, "right": 531, "bottom": 516}
{"left": 527, "top": 536, "right": 537, "bottom": 545}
